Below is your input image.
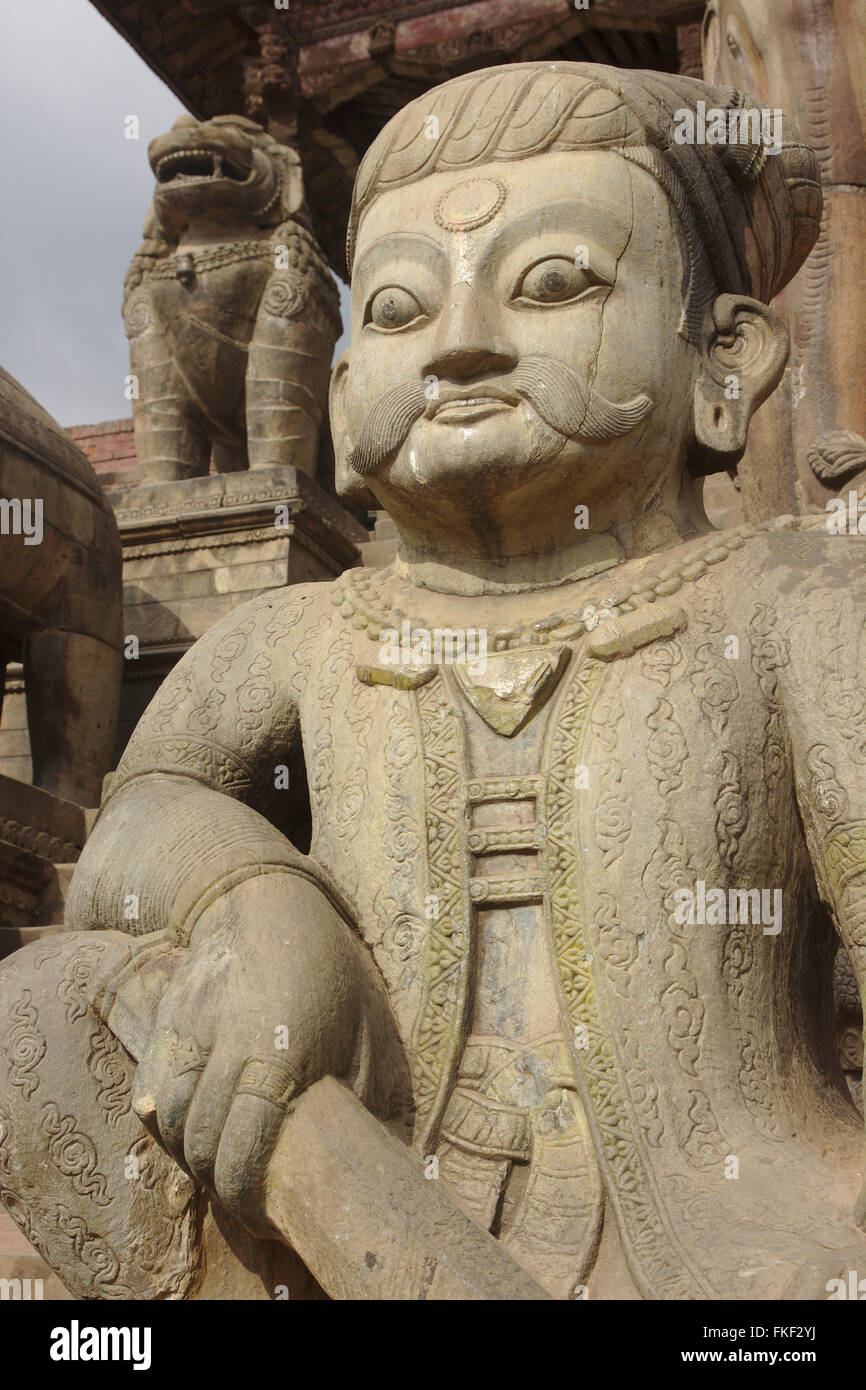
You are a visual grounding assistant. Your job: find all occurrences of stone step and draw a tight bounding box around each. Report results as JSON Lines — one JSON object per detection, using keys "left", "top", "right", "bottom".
{"left": 0, "top": 860, "right": 79, "bottom": 959}
{"left": 31, "top": 862, "right": 78, "bottom": 927}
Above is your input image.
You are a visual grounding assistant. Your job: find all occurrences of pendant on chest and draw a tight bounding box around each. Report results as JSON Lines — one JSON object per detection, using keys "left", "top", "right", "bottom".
{"left": 356, "top": 603, "right": 686, "bottom": 736}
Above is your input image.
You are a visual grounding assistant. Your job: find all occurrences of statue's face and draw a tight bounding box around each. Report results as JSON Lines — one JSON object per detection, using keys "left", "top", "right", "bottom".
{"left": 334, "top": 150, "right": 700, "bottom": 526}
{"left": 149, "top": 116, "right": 281, "bottom": 234}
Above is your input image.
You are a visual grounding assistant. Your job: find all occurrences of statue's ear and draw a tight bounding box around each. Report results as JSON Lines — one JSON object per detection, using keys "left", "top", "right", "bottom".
{"left": 691, "top": 293, "right": 788, "bottom": 477}
{"left": 330, "top": 352, "right": 379, "bottom": 508}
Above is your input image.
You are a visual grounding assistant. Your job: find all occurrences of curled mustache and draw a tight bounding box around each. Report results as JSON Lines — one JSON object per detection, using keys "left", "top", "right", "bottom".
{"left": 510, "top": 358, "right": 654, "bottom": 441}
{"left": 347, "top": 381, "right": 427, "bottom": 477}
{"left": 346, "top": 355, "right": 654, "bottom": 477}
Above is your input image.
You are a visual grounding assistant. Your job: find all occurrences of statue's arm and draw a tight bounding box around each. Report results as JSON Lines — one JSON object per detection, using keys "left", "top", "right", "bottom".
{"left": 779, "top": 564, "right": 866, "bottom": 991}
{"left": 65, "top": 584, "right": 333, "bottom": 947}
{"left": 64, "top": 584, "right": 409, "bottom": 1236}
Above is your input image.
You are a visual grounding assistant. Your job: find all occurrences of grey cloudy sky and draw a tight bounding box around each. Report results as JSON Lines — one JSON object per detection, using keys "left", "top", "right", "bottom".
{"left": 0, "top": 0, "right": 350, "bottom": 429}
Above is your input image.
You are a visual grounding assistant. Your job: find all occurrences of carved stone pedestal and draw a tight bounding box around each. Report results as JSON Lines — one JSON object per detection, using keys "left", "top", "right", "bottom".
{"left": 107, "top": 466, "right": 369, "bottom": 756}
{"left": 0, "top": 774, "right": 88, "bottom": 961}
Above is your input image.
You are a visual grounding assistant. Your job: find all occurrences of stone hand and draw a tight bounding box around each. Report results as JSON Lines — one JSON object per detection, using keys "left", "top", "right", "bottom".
{"left": 130, "top": 873, "right": 407, "bottom": 1235}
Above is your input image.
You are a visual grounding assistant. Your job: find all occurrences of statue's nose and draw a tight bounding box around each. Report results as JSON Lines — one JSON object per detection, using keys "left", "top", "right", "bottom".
{"left": 424, "top": 283, "right": 517, "bottom": 379}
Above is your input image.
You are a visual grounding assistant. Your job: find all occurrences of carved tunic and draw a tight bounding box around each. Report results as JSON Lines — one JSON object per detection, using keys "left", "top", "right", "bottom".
{"left": 12, "top": 522, "right": 866, "bottom": 1299}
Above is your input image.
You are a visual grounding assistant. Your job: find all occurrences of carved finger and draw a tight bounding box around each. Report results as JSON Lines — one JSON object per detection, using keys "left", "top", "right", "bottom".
{"left": 182, "top": 1048, "right": 246, "bottom": 1192}
{"left": 212, "top": 1056, "right": 301, "bottom": 1233}
{"left": 152, "top": 1035, "right": 210, "bottom": 1167}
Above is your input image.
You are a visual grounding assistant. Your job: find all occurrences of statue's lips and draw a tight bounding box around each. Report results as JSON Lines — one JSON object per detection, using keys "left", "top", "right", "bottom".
{"left": 154, "top": 147, "right": 252, "bottom": 185}
{"left": 427, "top": 392, "right": 520, "bottom": 424}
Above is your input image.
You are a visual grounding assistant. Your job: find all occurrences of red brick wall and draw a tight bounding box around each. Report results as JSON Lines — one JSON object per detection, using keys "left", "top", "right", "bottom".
{"left": 66, "top": 418, "right": 139, "bottom": 490}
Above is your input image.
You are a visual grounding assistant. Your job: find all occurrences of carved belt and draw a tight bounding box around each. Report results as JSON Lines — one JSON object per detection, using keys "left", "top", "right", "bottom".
{"left": 435, "top": 1034, "right": 604, "bottom": 1298}
{"left": 439, "top": 1035, "right": 576, "bottom": 1160}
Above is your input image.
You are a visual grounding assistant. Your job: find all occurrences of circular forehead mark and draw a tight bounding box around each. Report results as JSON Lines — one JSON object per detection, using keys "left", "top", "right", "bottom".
{"left": 434, "top": 178, "right": 506, "bottom": 232}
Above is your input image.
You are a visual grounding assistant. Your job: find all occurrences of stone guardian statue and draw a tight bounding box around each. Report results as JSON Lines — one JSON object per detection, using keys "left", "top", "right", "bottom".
{"left": 3, "top": 64, "right": 866, "bottom": 1301}
{"left": 123, "top": 114, "right": 341, "bottom": 482}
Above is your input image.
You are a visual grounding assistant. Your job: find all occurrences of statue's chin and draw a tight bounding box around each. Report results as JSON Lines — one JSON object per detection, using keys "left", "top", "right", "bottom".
{"left": 382, "top": 411, "right": 568, "bottom": 501}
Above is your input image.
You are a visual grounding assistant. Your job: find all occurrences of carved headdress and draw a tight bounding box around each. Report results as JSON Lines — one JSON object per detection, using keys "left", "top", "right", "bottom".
{"left": 347, "top": 62, "right": 821, "bottom": 313}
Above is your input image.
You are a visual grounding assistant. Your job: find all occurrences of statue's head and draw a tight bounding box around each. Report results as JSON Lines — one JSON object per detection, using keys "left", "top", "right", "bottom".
{"left": 331, "top": 62, "right": 820, "bottom": 549}
{"left": 702, "top": 0, "right": 806, "bottom": 98}
{"left": 147, "top": 114, "right": 305, "bottom": 240}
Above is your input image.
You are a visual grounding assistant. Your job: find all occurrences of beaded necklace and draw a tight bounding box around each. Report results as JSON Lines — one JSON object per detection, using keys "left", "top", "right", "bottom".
{"left": 332, "top": 519, "right": 798, "bottom": 654}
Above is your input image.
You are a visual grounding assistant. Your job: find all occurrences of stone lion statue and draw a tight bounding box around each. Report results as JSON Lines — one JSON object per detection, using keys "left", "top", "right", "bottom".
{"left": 122, "top": 114, "right": 341, "bottom": 483}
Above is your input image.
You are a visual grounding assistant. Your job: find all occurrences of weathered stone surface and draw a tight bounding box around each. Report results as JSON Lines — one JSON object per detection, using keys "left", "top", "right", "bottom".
{"left": 702, "top": 0, "right": 866, "bottom": 1102}
{"left": 0, "top": 368, "right": 123, "bottom": 807}
{"left": 266, "top": 1077, "right": 549, "bottom": 1299}
{"left": 123, "top": 114, "right": 341, "bottom": 484}
{"left": 0, "top": 667, "right": 33, "bottom": 791}
{"left": 3, "top": 59, "right": 866, "bottom": 1303}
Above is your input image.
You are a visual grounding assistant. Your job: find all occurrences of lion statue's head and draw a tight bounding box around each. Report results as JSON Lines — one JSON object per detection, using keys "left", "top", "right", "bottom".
{"left": 145, "top": 113, "right": 305, "bottom": 243}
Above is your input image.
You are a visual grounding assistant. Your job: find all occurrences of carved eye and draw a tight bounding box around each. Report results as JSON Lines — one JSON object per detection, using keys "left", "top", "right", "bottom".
{"left": 367, "top": 286, "right": 424, "bottom": 331}
{"left": 514, "top": 257, "right": 601, "bottom": 306}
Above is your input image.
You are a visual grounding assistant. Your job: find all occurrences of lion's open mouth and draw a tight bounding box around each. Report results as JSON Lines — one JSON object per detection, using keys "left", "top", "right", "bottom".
{"left": 155, "top": 147, "right": 250, "bottom": 184}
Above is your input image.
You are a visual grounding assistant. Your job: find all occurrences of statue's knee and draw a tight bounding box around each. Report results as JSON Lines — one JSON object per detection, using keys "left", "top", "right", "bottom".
{"left": 0, "top": 934, "right": 132, "bottom": 1127}
{"left": 0, "top": 935, "right": 202, "bottom": 1301}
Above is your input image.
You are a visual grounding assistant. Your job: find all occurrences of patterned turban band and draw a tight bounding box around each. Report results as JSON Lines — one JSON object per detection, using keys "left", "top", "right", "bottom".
{"left": 347, "top": 62, "right": 822, "bottom": 308}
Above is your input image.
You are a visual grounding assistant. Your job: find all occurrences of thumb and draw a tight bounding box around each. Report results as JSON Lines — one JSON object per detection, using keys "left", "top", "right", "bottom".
{"left": 88, "top": 933, "right": 182, "bottom": 1062}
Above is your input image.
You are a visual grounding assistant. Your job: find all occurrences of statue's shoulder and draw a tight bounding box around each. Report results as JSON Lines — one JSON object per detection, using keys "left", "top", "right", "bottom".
{"left": 739, "top": 517, "right": 866, "bottom": 602}
{"left": 710, "top": 518, "right": 866, "bottom": 644}
{"left": 182, "top": 579, "right": 341, "bottom": 671}
{"left": 227, "top": 578, "right": 341, "bottom": 639}
{"left": 217, "top": 567, "right": 395, "bottom": 649}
